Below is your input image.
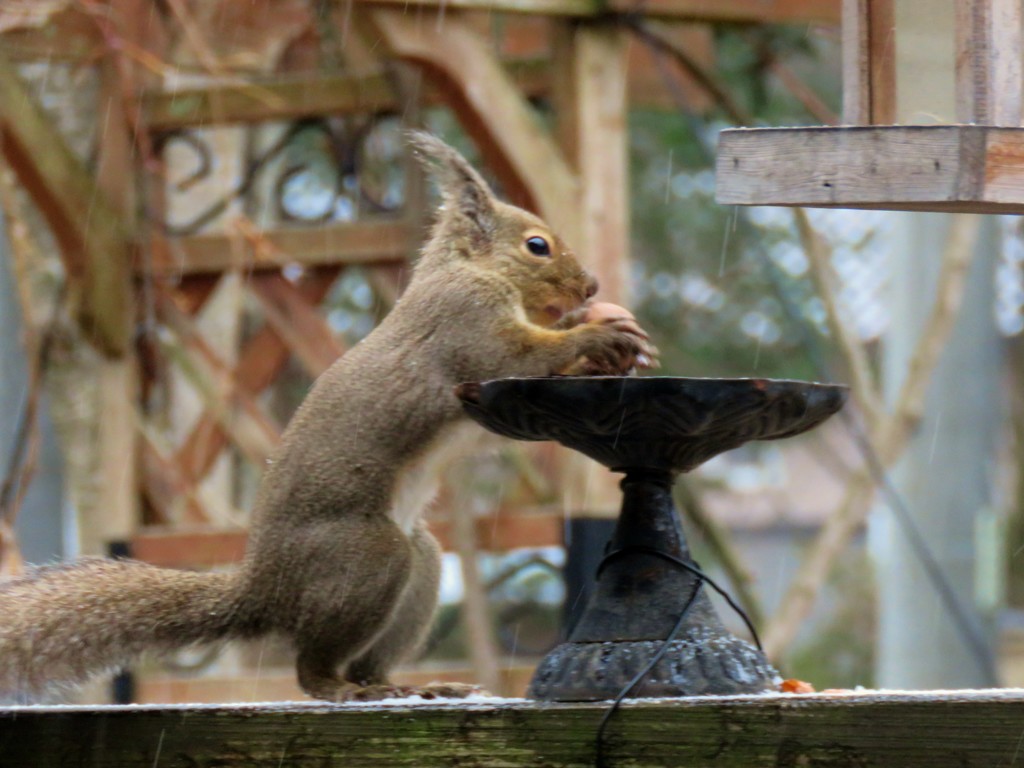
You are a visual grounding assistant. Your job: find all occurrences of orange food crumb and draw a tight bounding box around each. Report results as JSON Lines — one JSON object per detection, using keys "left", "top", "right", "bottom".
{"left": 780, "top": 678, "right": 815, "bottom": 694}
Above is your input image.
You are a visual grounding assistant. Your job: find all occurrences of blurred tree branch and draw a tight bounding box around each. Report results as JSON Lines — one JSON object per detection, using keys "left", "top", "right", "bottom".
{"left": 764, "top": 215, "right": 979, "bottom": 658}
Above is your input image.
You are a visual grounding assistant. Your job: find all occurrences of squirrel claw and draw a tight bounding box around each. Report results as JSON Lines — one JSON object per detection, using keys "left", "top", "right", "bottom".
{"left": 415, "top": 681, "right": 487, "bottom": 699}
{"left": 335, "top": 681, "right": 486, "bottom": 703}
{"left": 334, "top": 683, "right": 415, "bottom": 702}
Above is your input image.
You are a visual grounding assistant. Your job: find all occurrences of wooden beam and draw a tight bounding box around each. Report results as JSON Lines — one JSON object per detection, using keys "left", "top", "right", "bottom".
{"left": 626, "top": 23, "right": 716, "bottom": 114}
{"left": 146, "top": 220, "right": 411, "bottom": 276}
{"left": 716, "top": 125, "right": 1024, "bottom": 214}
{"left": 130, "top": 528, "right": 248, "bottom": 569}
{"left": 363, "top": 8, "right": 580, "bottom": 235}
{"left": 0, "top": 0, "right": 841, "bottom": 66}
{"left": 140, "top": 439, "right": 212, "bottom": 526}
{"left": 553, "top": 22, "right": 630, "bottom": 303}
{"left": 171, "top": 274, "right": 224, "bottom": 316}
{"left": 0, "top": 5, "right": 103, "bottom": 62}
{"left": 364, "top": 0, "right": 840, "bottom": 23}
{"left": 174, "top": 269, "right": 340, "bottom": 484}
{"left": 0, "top": 48, "right": 130, "bottom": 356}
{"left": 156, "top": 293, "right": 282, "bottom": 466}
{"left": 247, "top": 273, "right": 345, "bottom": 378}
{"left": 144, "top": 72, "right": 396, "bottom": 131}
{"left": 143, "top": 61, "right": 552, "bottom": 131}
{"left": 142, "top": 54, "right": 723, "bottom": 131}
{"left": 8, "top": 691, "right": 1024, "bottom": 766}
{"left": 608, "top": 0, "right": 840, "bottom": 23}
{"left": 129, "top": 510, "right": 565, "bottom": 568}
{"left": 0, "top": 0, "right": 842, "bottom": 70}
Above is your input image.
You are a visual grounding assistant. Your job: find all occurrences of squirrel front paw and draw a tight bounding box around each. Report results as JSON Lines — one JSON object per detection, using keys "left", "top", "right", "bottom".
{"left": 565, "top": 303, "right": 660, "bottom": 375}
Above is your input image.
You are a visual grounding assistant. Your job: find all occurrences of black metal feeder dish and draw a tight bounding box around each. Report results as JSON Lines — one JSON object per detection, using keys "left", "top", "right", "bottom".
{"left": 456, "top": 376, "right": 848, "bottom": 702}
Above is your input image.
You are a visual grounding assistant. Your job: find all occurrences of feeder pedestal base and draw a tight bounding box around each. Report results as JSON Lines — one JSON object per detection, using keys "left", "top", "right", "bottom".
{"left": 529, "top": 630, "right": 778, "bottom": 702}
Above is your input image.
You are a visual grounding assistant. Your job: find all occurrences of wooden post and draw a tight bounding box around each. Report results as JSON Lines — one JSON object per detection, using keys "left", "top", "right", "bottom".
{"left": 955, "top": 0, "right": 1022, "bottom": 126}
{"left": 0, "top": 50, "right": 130, "bottom": 357}
{"left": 551, "top": 21, "right": 631, "bottom": 520}
{"left": 841, "top": 0, "right": 896, "bottom": 125}
{"left": 554, "top": 21, "right": 631, "bottom": 304}
{"left": 86, "top": 54, "right": 139, "bottom": 559}
{"left": 77, "top": 0, "right": 168, "bottom": 559}
{"left": 555, "top": 23, "right": 629, "bottom": 533}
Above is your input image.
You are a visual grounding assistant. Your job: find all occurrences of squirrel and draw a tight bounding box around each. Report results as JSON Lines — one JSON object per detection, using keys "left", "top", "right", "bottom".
{"left": 0, "top": 132, "right": 657, "bottom": 703}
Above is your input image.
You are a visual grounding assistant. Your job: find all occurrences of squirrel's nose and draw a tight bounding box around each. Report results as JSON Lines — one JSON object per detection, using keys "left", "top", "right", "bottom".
{"left": 585, "top": 274, "right": 599, "bottom": 299}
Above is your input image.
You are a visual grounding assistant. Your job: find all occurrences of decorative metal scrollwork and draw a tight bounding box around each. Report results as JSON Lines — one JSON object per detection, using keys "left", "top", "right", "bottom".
{"left": 156, "top": 115, "right": 406, "bottom": 236}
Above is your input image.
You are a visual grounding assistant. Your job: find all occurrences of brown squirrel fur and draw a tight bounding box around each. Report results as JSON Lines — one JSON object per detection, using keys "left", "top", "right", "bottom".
{"left": 0, "top": 133, "right": 655, "bottom": 702}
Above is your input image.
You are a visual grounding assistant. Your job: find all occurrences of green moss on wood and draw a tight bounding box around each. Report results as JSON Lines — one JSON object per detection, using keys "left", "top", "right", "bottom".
{"left": 3, "top": 693, "right": 1024, "bottom": 767}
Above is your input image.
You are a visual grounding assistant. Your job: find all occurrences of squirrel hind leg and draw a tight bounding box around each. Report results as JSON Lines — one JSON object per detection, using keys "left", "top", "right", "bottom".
{"left": 343, "top": 526, "right": 488, "bottom": 703}
{"left": 296, "top": 525, "right": 486, "bottom": 703}
{"left": 290, "top": 519, "right": 416, "bottom": 703}
{"left": 346, "top": 523, "right": 441, "bottom": 687}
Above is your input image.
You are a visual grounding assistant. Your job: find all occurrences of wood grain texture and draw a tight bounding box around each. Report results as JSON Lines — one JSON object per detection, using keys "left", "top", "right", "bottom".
{"left": 4, "top": 691, "right": 1024, "bottom": 767}
{"left": 865, "top": 0, "right": 896, "bottom": 124}
{"left": 716, "top": 125, "right": 1024, "bottom": 213}
{"left": 954, "top": 0, "right": 1022, "bottom": 125}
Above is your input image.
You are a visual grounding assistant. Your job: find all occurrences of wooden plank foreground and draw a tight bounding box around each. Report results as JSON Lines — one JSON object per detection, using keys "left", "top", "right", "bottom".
{"left": 4, "top": 690, "right": 1024, "bottom": 767}
{"left": 716, "top": 125, "right": 1024, "bottom": 214}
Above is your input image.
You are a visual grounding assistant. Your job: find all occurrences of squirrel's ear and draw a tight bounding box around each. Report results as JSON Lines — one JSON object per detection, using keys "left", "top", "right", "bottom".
{"left": 407, "top": 131, "right": 495, "bottom": 239}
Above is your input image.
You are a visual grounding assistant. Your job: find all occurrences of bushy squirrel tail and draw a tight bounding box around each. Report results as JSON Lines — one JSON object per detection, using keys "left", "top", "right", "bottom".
{"left": 0, "top": 557, "right": 247, "bottom": 699}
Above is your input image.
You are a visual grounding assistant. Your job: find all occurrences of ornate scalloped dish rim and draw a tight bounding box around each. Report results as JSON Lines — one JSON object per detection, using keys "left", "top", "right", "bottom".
{"left": 455, "top": 376, "right": 848, "bottom": 473}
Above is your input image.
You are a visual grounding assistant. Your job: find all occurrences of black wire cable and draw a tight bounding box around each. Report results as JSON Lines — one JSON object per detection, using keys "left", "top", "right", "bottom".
{"left": 594, "top": 582, "right": 701, "bottom": 768}
{"left": 592, "top": 546, "right": 763, "bottom": 768}
{"left": 597, "top": 544, "right": 763, "bottom": 651}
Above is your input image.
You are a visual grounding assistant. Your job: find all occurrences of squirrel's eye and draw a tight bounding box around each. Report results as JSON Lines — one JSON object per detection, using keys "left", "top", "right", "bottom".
{"left": 526, "top": 236, "right": 552, "bottom": 257}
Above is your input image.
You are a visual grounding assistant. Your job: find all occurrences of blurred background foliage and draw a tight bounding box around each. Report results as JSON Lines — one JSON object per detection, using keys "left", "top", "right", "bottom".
{"left": 628, "top": 25, "right": 843, "bottom": 381}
